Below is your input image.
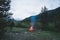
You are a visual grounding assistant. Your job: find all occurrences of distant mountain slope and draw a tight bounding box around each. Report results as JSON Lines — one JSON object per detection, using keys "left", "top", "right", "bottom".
{"left": 22, "top": 7, "right": 60, "bottom": 22}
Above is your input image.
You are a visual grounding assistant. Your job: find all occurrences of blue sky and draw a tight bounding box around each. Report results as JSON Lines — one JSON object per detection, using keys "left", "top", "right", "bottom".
{"left": 10, "top": 0, "right": 60, "bottom": 20}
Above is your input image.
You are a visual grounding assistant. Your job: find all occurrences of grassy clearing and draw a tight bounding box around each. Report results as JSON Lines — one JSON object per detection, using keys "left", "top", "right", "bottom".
{"left": 5, "top": 27, "right": 60, "bottom": 40}
{"left": 40, "top": 31, "right": 60, "bottom": 40}
{"left": 5, "top": 27, "right": 28, "bottom": 31}
{"left": 28, "top": 30, "right": 60, "bottom": 40}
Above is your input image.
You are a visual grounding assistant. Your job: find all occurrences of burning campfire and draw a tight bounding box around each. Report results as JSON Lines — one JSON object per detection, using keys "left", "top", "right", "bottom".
{"left": 29, "top": 26, "right": 34, "bottom": 32}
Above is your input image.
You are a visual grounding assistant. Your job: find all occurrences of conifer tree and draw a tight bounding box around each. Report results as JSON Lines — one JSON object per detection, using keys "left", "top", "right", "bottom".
{"left": 0, "top": 0, "right": 12, "bottom": 39}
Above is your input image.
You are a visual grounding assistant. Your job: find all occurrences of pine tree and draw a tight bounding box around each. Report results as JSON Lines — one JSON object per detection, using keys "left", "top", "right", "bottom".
{"left": 0, "top": 0, "right": 12, "bottom": 39}
{"left": 41, "top": 6, "right": 48, "bottom": 13}
{"left": 40, "top": 6, "right": 48, "bottom": 29}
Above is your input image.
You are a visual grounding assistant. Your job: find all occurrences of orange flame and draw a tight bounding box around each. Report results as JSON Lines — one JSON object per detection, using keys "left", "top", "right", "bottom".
{"left": 29, "top": 26, "right": 34, "bottom": 32}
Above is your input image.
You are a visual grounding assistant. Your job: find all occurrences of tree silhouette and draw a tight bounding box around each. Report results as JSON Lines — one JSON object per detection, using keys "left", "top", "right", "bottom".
{"left": 41, "top": 6, "right": 48, "bottom": 13}
{"left": 0, "top": 0, "right": 12, "bottom": 39}
{"left": 40, "top": 6, "right": 48, "bottom": 28}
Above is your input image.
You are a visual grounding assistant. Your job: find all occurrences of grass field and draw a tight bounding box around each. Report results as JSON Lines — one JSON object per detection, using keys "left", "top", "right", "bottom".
{"left": 4, "top": 27, "right": 60, "bottom": 40}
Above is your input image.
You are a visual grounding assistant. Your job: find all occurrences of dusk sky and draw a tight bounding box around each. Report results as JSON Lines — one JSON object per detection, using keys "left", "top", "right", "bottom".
{"left": 10, "top": 0, "right": 60, "bottom": 20}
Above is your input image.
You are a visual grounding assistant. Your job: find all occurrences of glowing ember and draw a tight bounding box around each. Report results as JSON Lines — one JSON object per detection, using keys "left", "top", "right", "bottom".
{"left": 29, "top": 26, "right": 34, "bottom": 32}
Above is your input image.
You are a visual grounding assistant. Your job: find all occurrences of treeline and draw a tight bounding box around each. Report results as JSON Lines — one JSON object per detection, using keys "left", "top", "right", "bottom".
{"left": 36, "top": 7, "right": 60, "bottom": 32}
